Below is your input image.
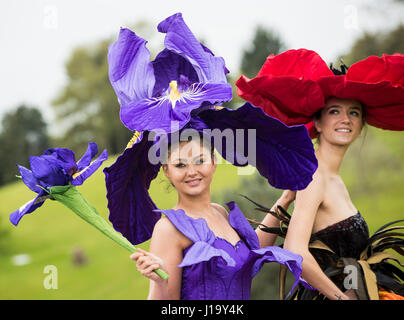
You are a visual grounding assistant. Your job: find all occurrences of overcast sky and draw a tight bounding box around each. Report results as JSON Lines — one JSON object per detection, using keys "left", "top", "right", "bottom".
{"left": 1, "top": 0, "right": 403, "bottom": 134}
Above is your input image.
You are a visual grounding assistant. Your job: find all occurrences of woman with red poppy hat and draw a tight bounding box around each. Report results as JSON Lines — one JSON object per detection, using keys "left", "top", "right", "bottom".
{"left": 236, "top": 49, "right": 404, "bottom": 300}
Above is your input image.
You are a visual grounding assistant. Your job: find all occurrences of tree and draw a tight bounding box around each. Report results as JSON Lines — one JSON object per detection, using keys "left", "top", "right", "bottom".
{"left": 225, "top": 25, "right": 286, "bottom": 110}
{"left": 51, "top": 22, "right": 161, "bottom": 156}
{"left": 0, "top": 105, "right": 49, "bottom": 185}
{"left": 382, "top": 24, "right": 404, "bottom": 54}
{"left": 240, "top": 26, "right": 285, "bottom": 78}
{"left": 341, "top": 24, "right": 404, "bottom": 65}
{"left": 51, "top": 39, "right": 132, "bottom": 156}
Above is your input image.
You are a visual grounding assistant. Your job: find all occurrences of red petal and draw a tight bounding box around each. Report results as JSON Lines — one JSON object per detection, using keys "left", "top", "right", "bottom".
{"left": 366, "top": 103, "right": 404, "bottom": 130}
{"left": 318, "top": 76, "right": 404, "bottom": 106}
{"left": 257, "top": 49, "right": 333, "bottom": 80}
{"left": 347, "top": 54, "right": 404, "bottom": 86}
{"left": 237, "top": 74, "right": 325, "bottom": 126}
{"left": 304, "top": 122, "right": 318, "bottom": 139}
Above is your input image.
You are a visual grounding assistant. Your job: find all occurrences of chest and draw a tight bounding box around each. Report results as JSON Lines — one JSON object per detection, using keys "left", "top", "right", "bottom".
{"left": 205, "top": 215, "right": 242, "bottom": 247}
{"left": 314, "top": 177, "right": 358, "bottom": 232}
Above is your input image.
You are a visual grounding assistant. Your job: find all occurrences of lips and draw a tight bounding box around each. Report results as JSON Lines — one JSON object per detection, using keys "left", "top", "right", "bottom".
{"left": 335, "top": 128, "right": 352, "bottom": 133}
{"left": 185, "top": 178, "right": 202, "bottom": 187}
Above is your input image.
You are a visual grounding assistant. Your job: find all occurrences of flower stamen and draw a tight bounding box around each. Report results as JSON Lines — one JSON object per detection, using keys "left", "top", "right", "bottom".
{"left": 168, "top": 80, "right": 181, "bottom": 107}
{"left": 126, "top": 131, "right": 142, "bottom": 149}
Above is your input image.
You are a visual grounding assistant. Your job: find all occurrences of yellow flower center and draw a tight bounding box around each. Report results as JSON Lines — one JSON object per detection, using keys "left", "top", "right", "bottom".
{"left": 72, "top": 167, "right": 88, "bottom": 179}
{"left": 168, "top": 80, "right": 181, "bottom": 107}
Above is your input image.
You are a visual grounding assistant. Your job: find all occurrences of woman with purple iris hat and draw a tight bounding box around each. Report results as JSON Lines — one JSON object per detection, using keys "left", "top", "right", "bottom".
{"left": 104, "top": 13, "right": 318, "bottom": 300}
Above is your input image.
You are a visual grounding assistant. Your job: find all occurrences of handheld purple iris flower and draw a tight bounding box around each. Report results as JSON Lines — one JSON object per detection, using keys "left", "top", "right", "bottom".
{"left": 10, "top": 142, "right": 108, "bottom": 226}
{"left": 9, "top": 142, "right": 168, "bottom": 280}
{"left": 108, "top": 12, "right": 233, "bottom": 133}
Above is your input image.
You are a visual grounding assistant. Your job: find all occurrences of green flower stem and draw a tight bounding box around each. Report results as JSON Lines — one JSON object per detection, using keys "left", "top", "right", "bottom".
{"left": 49, "top": 185, "right": 168, "bottom": 280}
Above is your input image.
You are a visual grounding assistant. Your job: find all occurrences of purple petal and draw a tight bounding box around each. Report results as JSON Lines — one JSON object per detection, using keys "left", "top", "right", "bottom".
{"left": 198, "top": 103, "right": 318, "bottom": 190}
{"left": 43, "top": 148, "right": 77, "bottom": 175}
{"left": 43, "top": 147, "right": 76, "bottom": 163}
{"left": 9, "top": 192, "right": 48, "bottom": 226}
{"left": 108, "top": 28, "right": 155, "bottom": 106}
{"left": 120, "top": 96, "right": 177, "bottom": 132}
{"left": 200, "top": 42, "right": 230, "bottom": 75}
{"left": 178, "top": 241, "right": 236, "bottom": 267}
{"left": 251, "top": 246, "right": 305, "bottom": 295}
{"left": 226, "top": 201, "right": 260, "bottom": 250}
{"left": 104, "top": 133, "right": 161, "bottom": 245}
{"left": 17, "top": 165, "right": 42, "bottom": 193}
{"left": 29, "top": 156, "right": 69, "bottom": 187}
{"left": 76, "top": 142, "right": 98, "bottom": 171}
{"left": 158, "top": 13, "right": 228, "bottom": 83}
{"left": 120, "top": 82, "right": 232, "bottom": 132}
{"left": 151, "top": 49, "right": 199, "bottom": 97}
{"left": 71, "top": 149, "right": 108, "bottom": 186}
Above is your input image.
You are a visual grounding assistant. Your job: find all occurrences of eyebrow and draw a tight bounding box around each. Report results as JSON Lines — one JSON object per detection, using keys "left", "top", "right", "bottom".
{"left": 326, "top": 105, "right": 362, "bottom": 111}
{"left": 172, "top": 153, "right": 206, "bottom": 163}
{"left": 192, "top": 153, "right": 206, "bottom": 160}
{"left": 350, "top": 106, "right": 362, "bottom": 111}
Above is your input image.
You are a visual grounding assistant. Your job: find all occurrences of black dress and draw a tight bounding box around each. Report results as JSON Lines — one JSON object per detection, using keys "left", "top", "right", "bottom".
{"left": 241, "top": 194, "right": 404, "bottom": 300}
{"left": 313, "top": 212, "right": 369, "bottom": 259}
{"left": 290, "top": 212, "right": 404, "bottom": 300}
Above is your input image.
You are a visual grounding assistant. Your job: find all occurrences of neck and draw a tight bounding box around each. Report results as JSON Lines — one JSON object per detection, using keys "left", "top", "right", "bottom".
{"left": 175, "top": 189, "right": 212, "bottom": 217}
{"left": 316, "top": 141, "right": 348, "bottom": 174}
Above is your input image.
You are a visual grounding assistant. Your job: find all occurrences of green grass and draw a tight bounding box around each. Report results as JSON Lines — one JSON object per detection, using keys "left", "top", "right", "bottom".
{"left": 339, "top": 127, "right": 404, "bottom": 233}
{"left": 0, "top": 155, "right": 243, "bottom": 299}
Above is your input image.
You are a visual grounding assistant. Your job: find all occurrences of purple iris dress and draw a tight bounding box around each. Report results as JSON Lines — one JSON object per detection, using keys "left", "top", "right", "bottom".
{"left": 156, "top": 202, "right": 308, "bottom": 300}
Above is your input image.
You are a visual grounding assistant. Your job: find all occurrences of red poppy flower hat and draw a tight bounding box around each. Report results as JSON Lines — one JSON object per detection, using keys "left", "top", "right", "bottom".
{"left": 236, "top": 49, "right": 404, "bottom": 138}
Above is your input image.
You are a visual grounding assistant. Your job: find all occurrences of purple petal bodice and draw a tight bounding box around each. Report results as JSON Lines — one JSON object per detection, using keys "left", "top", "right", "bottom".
{"left": 155, "top": 202, "right": 309, "bottom": 300}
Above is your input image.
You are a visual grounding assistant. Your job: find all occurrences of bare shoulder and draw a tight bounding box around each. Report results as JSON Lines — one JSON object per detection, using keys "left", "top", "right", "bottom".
{"left": 295, "top": 169, "right": 326, "bottom": 212}
{"left": 302, "top": 168, "right": 326, "bottom": 194}
{"left": 151, "top": 216, "right": 191, "bottom": 248}
{"left": 211, "top": 203, "right": 228, "bottom": 218}
{"left": 153, "top": 216, "right": 177, "bottom": 234}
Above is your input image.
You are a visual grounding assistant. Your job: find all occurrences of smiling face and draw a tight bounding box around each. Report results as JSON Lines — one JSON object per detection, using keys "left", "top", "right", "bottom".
{"left": 162, "top": 139, "right": 216, "bottom": 198}
{"left": 314, "top": 97, "right": 365, "bottom": 147}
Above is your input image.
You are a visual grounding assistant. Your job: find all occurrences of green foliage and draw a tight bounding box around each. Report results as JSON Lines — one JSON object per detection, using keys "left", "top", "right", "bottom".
{"left": 240, "top": 26, "right": 285, "bottom": 78}
{"left": 225, "top": 25, "right": 286, "bottom": 110}
{"left": 0, "top": 214, "right": 10, "bottom": 255}
{"left": 212, "top": 171, "right": 281, "bottom": 222}
{"left": 0, "top": 156, "right": 151, "bottom": 299}
{"left": 222, "top": 73, "right": 245, "bottom": 110}
{"left": 340, "top": 127, "right": 404, "bottom": 231}
{"left": 51, "top": 21, "right": 163, "bottom": 157}
{"left": 0, "top": 156, "right": 243, "bottom": 299}
{"left": 0, "top": 105, "right": 49, "bottom": 186}
{"left": 341, "top": 24, "right": 404, "bottom": 65}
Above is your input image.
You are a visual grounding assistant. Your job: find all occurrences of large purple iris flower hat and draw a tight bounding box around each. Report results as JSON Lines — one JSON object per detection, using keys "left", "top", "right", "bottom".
{"left": 104, "top": 13, "right": 318, "bottom": 245}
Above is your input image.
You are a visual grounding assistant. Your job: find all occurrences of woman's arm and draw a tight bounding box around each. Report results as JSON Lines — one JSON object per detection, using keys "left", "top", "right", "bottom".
{"left": 130, "top": 217, "right": 184, "bottom": 300}
{"left": 283, "top": 173, "right": 351, "bottom": 300}
{"left": 256, "top": 190, "right": 296, "bottom": 247}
